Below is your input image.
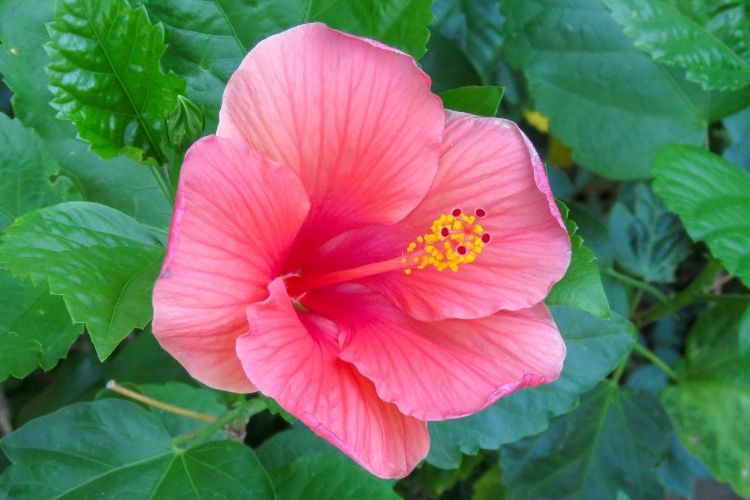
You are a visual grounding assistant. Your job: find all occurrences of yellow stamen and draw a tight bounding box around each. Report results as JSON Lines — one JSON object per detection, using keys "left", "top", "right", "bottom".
{"left": 402, "top": 209, "right": 490, "bottom": 275}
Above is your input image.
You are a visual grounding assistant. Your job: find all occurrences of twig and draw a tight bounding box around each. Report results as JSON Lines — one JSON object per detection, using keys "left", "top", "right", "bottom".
{"left": 106, "top": 380, "right": 217, "bottom": 423}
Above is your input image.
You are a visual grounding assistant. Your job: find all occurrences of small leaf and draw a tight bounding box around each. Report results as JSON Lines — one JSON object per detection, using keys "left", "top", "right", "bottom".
{"left": 0, "top": 399, "right": 274, "bottom": 498}
{"left": 608, "top": 183, "right": 691, "bottom": 283}
{"left": 661, "top": 303, "right": 750, "bottom": 497}
{"left": 426, "top": 307, "right": 634, "bottom": 468}
{"left": 547, "top": 203, "right": 610, "bottom": 318}
{"left": 604, "top": 0, "right": 750, "bottom": 91}
{"left": 46, "top": 0, "right": 185, "bottom": 161}
{"left": 0, "top": 202, "right": 165, "bottom": 359}
{"left": 502, "top": 384, "right": 672, "bottom": 500}
{"left": 166, "top": 95, "right": 204, "bottom": 153}
{"left": 652, "top": 145, "right": 750, "bottom": 286}
{"left": 439, "top": 86, "right": 504, "bottom": 116}
{"left": 0, "top": 269, "right": 82, "bottom": 382}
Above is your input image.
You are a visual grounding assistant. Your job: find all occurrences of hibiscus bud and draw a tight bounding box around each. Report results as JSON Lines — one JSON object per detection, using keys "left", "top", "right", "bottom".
{"left": 166, "top": 95, "right": 204, "bottom": 151}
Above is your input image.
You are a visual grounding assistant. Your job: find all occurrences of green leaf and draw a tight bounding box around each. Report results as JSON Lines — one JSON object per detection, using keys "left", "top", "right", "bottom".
{"left": 439, "top": 86, "right": 503, "bottom": 116}
{"left": 429, "top": 0, "right": 505, "bottom": 84}
{"left": 502, "top": 384, "right": 672, "bottom": 500}
{"left": 501, "top": 0, "right": 749, "bottom": 179}
{"left": 661, "top": 303, "right": 750, "bottom": 497}
{"left": 47, "top": 0, "right": 185, "bottom": 162}
{"left": 0, "top": 0, "right": 171, "bottom": 227}
{"left": 256, "top": 427, "right": 338, "bottom": 472}
{"left": 141, "top": 0, "right": 433, "bottom": 129}
{"left": 0, "top": 114, "right": 83, "bottom": 382}
{"left": 271, "top": 454, "right": 398, "bottom": 500}
{"left": 651, "top": 145, "right": 750, "bottom": 286}
{"left": 0, "top": 269, "right": 82, "bottom": 382}
{"left": 608, "top": 183, "right": 691, "bottom": 283}
{"left": 256, "top": 427, "right": 396, "bottom": 498}
{"left": 547, "top": 204, "right": 610, "bottom": 318}
{"left": 0, "top": 399, "right": 274, "bottom": 498}
{"left": 426, "top": 307, "right": 634, "bottom": 469}
{"left": 0, "top": 202, "right": 165, "bottom": 359}
{"left": 604, "top": 0, "right": 750, "bottom": 91}
{"left": 0, "top": 114, "right": 69, "bottom": 231}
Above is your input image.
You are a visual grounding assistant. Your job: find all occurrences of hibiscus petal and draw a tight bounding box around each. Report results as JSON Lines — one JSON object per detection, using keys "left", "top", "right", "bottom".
{"left": 152, "top": 136, "right": 310, "bottom": 392}
{"left": 305, "top": 284, "right": 565, "bottom": 420}
{"left": 237, "top": 278, "right": 429, "bottom": 478}
{"left": 306, "top": 111, "right": 571, "bottom": 320}
{"left": 217, "top": 23, "right": 444, "bottom": 258}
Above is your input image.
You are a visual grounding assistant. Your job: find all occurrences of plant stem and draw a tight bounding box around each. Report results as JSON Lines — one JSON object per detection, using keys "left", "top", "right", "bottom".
{"left": 606, "top": 268, "right": 668, "bottom": 303}
{"left": 172, "top": 398, "right": 266, "bottom": 447}
{"left": 106, "top": 380, "right": 216, "bottom": 422}
{"left": 610, "top": 354, "right": 630, "bottom": 385}
{"left": 632, "top": 343, "right": 678, "bottom": 381}
{"left": 637, "top": 260, "right": 724, "bottom": 326}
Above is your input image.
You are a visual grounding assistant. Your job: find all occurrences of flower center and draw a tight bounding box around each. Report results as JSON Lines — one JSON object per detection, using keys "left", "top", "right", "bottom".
{"left": 401, "top": 208, "right": 490, "bottom": 275}
{"left": 285, "top": 208, "right": 491, "bottom": 298}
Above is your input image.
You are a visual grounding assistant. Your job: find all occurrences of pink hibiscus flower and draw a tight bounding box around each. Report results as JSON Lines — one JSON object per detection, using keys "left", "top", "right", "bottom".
{"left": 152, "top": 23, "right": 571, "bottom": 478}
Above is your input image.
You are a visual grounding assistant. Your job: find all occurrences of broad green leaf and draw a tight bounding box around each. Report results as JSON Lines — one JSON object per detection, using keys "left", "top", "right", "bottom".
{"left": 256, "top": 428, "right": 339, "bottom": 472}
{"left": 724, "top": 106, "right": 750, "bottom": 172}
{"left": 547, "top": 204, "right": 610, "bottom": 318}
{"left": 0, "top": 399, "right": 274, "bottom": 498}
{"left": 101, "top": 382, "right": 228, "bottom": 437}
{"left": 141, "top": 0, "right": 433, "bottom": 129}
{"left": 47, "top": 0, "right": 185, "bottom": 162}
{"left": 257, "top": 427, "right": 396, "bottom": 498}
{"left": 661, "top": 303, "right": 750, "bottom": 497}
{"left": 426, "top": 307, "right": 633, "bottom": 469}
{"left": 429, "top": 0, "right": 504, "bottom": 84}
{"left": 0, "top": 0, "right": 171, "bottom": 227}
{"left": 0, "top": 114, "right": 82, "bottom": 381}
{"left": 439, "top": 86, "right": 503, "bottom": 116}
{"left": 502, "top": 384, "right": 672, "bottom": 500}
{"left": 0, "top": 115, "right": 69, "bottom": 231}
{"left": 271, "top": 454, "right": 398, "bottom": 499}
{"left": 0, "top": 269, "right": 82, "bottom": 382}
{"left": 0, "top": 202, "right": 165, "bottom": 359}
{"left": 604, "top": 0, "right": 750, "bottom": 91}
{"left": 651, "top": 145, "right": 750, "bottom": 285}
{"left": 501, "top": 0, "right": 750, "bottom": 179}
{"left": 608, "top": 183, "right": 691, "bottom": 283}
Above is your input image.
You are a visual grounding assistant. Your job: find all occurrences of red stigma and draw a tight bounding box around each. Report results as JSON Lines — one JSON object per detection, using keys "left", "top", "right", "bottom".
{"left": 456, "top": 245, "right": 467, "bottom": 255}
{"left": 440, "top": 227, "right": 450, "bottom": 237}
{"left": 482, "top": 233, "right": 491, "bottom": 243}
{"left": 475, "top": 208, "right": 486, "bottom": 217}
{"left": 452, "top": 208, "right": 462, "bottom": 217}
